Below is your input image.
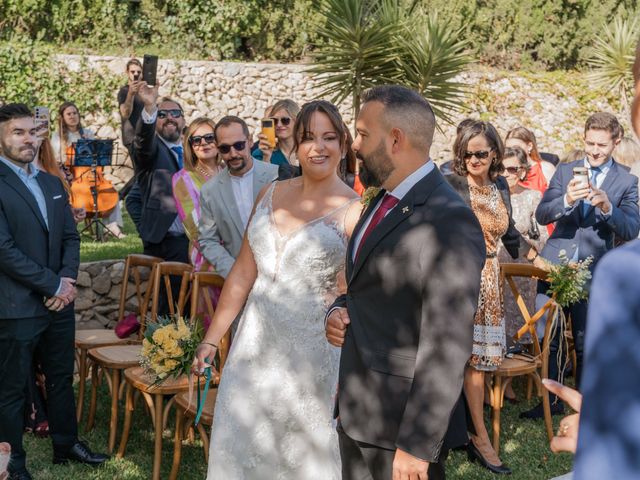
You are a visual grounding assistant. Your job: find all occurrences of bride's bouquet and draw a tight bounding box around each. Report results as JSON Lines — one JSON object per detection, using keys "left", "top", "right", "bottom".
{"left": 140, "top": 314, "right": 204, "bottom": 385}
{"left": 546, "top": 250, "right": 593, "bottom": 307}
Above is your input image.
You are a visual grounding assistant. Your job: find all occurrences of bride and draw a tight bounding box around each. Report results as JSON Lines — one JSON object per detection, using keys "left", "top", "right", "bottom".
{"left": 193, "top": 100, "right": 361, "bottom": 479}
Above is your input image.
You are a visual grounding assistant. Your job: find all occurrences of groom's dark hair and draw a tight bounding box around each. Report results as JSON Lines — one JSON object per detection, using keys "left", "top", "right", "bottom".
{"left": 361, "top": 85, "right": 435, "bottom": 151}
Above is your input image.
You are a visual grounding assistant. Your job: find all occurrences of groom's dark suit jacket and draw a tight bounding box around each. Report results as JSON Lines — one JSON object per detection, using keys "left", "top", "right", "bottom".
{"left": 331, "top": 167, "right": 486, "bottom": 462}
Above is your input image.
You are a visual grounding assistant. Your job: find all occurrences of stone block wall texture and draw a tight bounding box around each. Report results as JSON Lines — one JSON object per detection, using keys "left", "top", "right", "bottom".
{"left": 59, "top": 54, "right": 628, "bottom": 193}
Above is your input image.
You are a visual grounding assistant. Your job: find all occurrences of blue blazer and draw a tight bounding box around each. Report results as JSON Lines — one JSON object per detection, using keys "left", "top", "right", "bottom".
{"left": 535, "top": 159, "right": 639, "bottom": 266}
{"left": 573, "top": 240, "right": 640, "bottom": 479}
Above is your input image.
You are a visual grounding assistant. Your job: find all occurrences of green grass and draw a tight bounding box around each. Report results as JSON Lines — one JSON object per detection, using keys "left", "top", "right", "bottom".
{"left": 22, "top": 378, "right": 573, "bottom": 479}
{"left": 79, "top": 211, "right": 142, "bottom": 263}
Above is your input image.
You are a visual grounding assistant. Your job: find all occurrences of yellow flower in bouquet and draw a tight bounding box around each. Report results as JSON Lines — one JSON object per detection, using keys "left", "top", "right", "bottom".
{"left": 139, "top": 314, "right": 205, "bottom": 386}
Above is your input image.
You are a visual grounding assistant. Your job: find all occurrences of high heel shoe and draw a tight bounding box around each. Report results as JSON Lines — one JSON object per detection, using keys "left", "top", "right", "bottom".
{"left": 467, "top": 441, "right": 512, "bottom": 475}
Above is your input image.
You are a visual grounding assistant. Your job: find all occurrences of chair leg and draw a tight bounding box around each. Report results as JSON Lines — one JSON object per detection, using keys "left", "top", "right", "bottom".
{"left": 536, "top": 374, "right": 554, "bottom": 442}
{"left": 197, "top": 423, "right": 210, "bottom": 462}
{"left": 491, "top": 375, "right": 502, "bottom": 455}
{"left": 117, "top": 384, "right": 134, "bottom": 458}
{"left": 169, "top": 407, "right": 185, "bottom": 480}
{"left": 108, "top": 368, "right": 121, "bottom": 453}
{"left": 86, "top": 363, "right": 99, "bottom": 432}
{"left": 526, "top": 375, "right": 533, "bottom": 400}
{"left": 76, "top": 348, "right": 88, "bottom": 423}
{"left": 152, "top": 393, "right": 164, "bottom": 480}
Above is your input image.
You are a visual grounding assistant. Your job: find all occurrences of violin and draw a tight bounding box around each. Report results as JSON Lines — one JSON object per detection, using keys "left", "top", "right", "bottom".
{"left": 65, "top": 144, "right": 119, "bottom": 216}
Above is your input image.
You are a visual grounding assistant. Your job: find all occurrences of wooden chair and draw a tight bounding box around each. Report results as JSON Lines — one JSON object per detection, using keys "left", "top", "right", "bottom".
{"left": 84, "top": 255, "right": 161, "bottom": 450}
{"left": 75, "top": 253, "right": 162, "bottom": 423}
{"left": 169, "top": 272, "right": 228, "bottom": 480}
{"left": 117, "top": 262, "right": 193, "bottom": 480}
{"left": 488, "top": 263, "right": 558, "bottom": 454}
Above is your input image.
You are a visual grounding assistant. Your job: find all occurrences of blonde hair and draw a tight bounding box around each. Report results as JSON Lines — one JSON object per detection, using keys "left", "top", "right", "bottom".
{"left": 561, "top": 149, "right": 586, "bottom": 164}
{"left": 182, "top": 117, "right": 220, "bottom": 171}
{"left": 613, "top": 137, "right": 640, "bottom": 168}
{"left": 270, "top": 99, "right": 300, "bottom": 119}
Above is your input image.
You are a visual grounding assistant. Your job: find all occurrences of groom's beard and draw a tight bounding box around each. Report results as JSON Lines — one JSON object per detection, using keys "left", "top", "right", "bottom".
{"left": 357, "top": 141, "right": 394, "bottom": 188}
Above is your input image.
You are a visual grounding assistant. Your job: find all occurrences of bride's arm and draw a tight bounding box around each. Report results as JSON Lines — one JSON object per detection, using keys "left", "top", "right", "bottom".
{"left": 193, "top": 184, "right": 271, "bottom": 371}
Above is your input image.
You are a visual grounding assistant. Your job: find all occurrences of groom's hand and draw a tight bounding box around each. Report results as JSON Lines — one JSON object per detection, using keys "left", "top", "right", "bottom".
{"left": 326, "top": 307, "right": 350, "bottom": 347}
{"left": 393, "top": 448, "right": 429, "bottom": 480}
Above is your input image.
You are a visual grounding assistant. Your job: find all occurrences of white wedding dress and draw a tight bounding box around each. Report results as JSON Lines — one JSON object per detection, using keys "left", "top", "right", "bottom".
{"left": 206, "top": 183, "right": 356, "bottom": 479}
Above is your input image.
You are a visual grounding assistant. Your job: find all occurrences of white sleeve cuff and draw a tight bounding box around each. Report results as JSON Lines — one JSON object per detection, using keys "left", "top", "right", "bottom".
{"left": 141, "top": 107, "right": 157, "bottom": 124}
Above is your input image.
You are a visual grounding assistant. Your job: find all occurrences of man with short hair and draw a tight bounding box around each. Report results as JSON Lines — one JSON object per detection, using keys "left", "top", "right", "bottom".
{"left": 325, "top": 85, "right": 486, "bottom": 480}
{"left": 118, "top": 58, "right": 144, "bottom": 151}
{"left": 521, "top": 112, "right": 640, "bottom": 419}
{"left": 132, "top": 84, "right": 189, "bottom": 264}
{"left": 198, "top": 116, "right": 278, "bottom": 278}
{"left": 0, "top": 104, "right": 107, "bottom": 480}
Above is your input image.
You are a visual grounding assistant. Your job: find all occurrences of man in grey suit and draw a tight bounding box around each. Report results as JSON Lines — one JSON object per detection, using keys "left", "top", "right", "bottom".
{"left": 199, "top": 116, "right": 278, "bottom": 277}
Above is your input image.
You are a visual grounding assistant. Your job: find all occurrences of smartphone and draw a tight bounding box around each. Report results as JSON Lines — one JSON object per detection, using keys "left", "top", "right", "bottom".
{"left": 572, "top": 166, "right": 589, "bottom": 188}
{"left": 261, "top": 118, "right": 276, "bottom": 148}
{"left": 143, "top": 54, "right": 159, "bottom": 86}
{"left": 34, "top": 106, "right": 50, "bottom": 138}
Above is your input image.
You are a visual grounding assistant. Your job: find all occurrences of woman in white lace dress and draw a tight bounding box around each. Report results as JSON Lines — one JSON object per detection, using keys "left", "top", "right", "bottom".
{"left": 194, "top": 100, "right": 362, "bottom": 479}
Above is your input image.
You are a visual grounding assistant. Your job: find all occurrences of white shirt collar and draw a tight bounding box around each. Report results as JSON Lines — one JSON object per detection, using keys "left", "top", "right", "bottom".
{"left": 388, "top": 159, "right": 435, "bottom": 201}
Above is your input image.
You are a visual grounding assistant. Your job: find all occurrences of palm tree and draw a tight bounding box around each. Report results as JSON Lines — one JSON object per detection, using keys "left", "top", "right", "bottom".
{"left": 307, "top": 0, "right": 404, "bottom": 117}
{"left": 587, "top": 15, "right": 638, "bottom": 112}
{"left": 308, "top": 0, "right": 470, "bottom": 122}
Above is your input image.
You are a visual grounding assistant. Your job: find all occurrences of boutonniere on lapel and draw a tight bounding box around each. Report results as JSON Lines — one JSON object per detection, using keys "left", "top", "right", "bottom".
{"left": 361, "top": 186, "right": 381, "bottom": 207}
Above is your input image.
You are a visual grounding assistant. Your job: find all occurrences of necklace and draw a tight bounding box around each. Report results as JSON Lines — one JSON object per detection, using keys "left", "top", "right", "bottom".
{"left": 196, "top": 164, "right": 217, "bottom": 179}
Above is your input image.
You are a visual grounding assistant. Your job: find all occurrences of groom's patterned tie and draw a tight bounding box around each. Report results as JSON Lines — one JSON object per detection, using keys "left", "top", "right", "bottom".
{"left": 355, "top": 193, "right": 399, "bottom": 260}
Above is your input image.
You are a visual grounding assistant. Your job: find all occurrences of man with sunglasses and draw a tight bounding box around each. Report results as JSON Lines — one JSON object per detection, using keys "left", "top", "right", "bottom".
{"left": 198, "top": 116, "right": 278, "bottom": 278}
{"left": 131, "top": 84, "right": 190, "bottom": 292}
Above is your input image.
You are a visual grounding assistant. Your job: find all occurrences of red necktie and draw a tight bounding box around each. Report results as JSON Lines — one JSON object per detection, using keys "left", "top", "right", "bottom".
{"left": 355, "top": 193, "right": 399, "bottom": 260}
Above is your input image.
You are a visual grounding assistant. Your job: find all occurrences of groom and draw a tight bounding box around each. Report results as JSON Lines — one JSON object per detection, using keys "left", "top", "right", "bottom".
{"left": 326, "top": 85, "right": 486, "bottom": 480}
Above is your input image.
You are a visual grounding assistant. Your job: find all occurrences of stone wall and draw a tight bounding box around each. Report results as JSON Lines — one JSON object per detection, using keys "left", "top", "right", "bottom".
{"left": 75, "top": 260, "right": 151, "bottom": 329}
{"left": 57, "top": 54, "right": 628, "bottom": 191}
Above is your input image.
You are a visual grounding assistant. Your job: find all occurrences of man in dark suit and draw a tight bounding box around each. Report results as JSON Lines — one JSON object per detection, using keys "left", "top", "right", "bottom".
{"left": 131, "top": 83, "right": 188, "bottom": 264}
{"left": 522, "top": 112, "right": 640, "bottom": 419}
{"left": 0, "top": 104, "right": 107, "bottom": 480}
{"left": 326, "top": 86, "right": 486, "bottom": 480}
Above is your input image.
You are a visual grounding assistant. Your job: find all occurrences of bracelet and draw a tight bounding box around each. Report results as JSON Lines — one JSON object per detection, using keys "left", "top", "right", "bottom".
{"left": 201, "top": 341, "right": 218, "bottom": 349}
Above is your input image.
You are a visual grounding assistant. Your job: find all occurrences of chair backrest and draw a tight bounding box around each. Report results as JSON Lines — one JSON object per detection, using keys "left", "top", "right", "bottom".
{"left": 190, "top": 272, "right": 231, "bottom": 371}
{"left": 117, "top": 254, "right": 163, "bottom": 330}
{"left": 500, "top": 263, "right": 555, "bottom": 359}
{"left": 147, "top": 262, "right": 194, "bottom": 329}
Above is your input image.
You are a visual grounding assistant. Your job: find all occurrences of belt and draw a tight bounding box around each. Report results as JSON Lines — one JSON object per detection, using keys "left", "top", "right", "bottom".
{"left": 486, "top": 252, "right": 497, "bottom": 258}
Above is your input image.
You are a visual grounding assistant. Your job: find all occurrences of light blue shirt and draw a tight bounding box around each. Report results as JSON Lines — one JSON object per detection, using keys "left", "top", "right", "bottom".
{"left": 0, "top": 156, "right": 48, "bottom": 229}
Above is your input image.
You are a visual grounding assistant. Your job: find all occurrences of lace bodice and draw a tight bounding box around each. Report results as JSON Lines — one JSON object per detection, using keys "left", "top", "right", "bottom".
{"left": 207, "top": 182, "right": 356, "bottom": 479}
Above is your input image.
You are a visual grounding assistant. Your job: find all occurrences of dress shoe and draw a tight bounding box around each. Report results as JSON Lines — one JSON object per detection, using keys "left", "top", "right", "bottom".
{"left": 53, "top": 441, "right": 109, "bottom": 466}
{"left": 8, "top": 471, "right": 33, "bottom": 480}
{"left": 519, "top": 400, "right": 564, "bottom": 419}
{"left": 467, "top": 441, "right": 512, "bottom": 475}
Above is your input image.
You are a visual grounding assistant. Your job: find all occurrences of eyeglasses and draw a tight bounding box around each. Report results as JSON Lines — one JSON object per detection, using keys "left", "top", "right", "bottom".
{"left": 158, "top": 109, "right": 183, "bottom": 119}
{"left": 463, "top": 150, "right": 492, "bottom": 160}
{"left": 271, "top": 117, "right": 291, "bottom": 126}
{"left": 217, "top": 141, "right": 247, "bottom": 154}
{"left": 504, "top": 166, "right": 523, "bottom": 175}
{"left": 190, "top": 133, "right": 216, "bottom": 147}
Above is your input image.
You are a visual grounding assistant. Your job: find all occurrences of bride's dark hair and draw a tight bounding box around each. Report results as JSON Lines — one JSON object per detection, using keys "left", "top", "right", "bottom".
{"left": 293, "top": 100, "right": 357, "bottom": 181}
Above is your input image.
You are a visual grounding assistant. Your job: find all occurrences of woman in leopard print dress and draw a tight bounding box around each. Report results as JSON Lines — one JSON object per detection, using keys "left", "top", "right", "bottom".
{"left": 445, "top": 120, "right": 522, "bottom": 474}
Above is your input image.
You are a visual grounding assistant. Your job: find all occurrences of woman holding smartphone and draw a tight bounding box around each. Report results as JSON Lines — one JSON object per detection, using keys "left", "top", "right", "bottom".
{"left": 252, "top": 99, "right": 300, "bottom": 167}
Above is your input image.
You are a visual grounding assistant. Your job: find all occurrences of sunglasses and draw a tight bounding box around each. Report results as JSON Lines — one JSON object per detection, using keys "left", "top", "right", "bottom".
{"left": 463, "top": 150, "right": 492, "bottom": 160}
{"left": 217, "top": 141, "right": 247, "bottom": 154}
{"left": 271, "top": 117, "right": 291, "bottom": 126}
{"left": 158, "top": 109, "right": 183, "bottom": 119}
{"left": 504, "top": 166, "right": 524, "bottom": 175}
{"left": 190, "top": 133, "right": 216, "bottom": 147}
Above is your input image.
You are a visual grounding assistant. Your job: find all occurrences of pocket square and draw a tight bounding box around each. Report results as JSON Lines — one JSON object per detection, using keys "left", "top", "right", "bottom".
{"left": 53, "top": 195, "right": 62, "bottom": 200}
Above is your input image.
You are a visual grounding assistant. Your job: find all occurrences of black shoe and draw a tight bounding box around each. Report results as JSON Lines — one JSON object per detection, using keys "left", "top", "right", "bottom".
{"left": 9, "top": 471, "right": 33, "bottom": 480}
{"left": 519, "top": 400, "right": 565, "bottom": 419}
{"left": 52, "top": 441, "right": 109, "bottom": 466}
{"left": 467, "top": 441, "right": 512, "bottom": 475}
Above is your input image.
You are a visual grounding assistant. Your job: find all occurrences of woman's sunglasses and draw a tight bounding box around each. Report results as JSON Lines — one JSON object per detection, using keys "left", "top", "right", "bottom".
{"left": 504, "top": 166, "right": 524, "bottom": 175}
{"left": 217, "top": 141, "right": 247, "bottom": 154}
{"left": 190, "top": 133, "right": 216, "bottom": 147}
{"left": 463, "top": 150, "right": 492, "bottom": 160}
{"left": 271, "top": 117, "right": 291, "bottom": 126}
